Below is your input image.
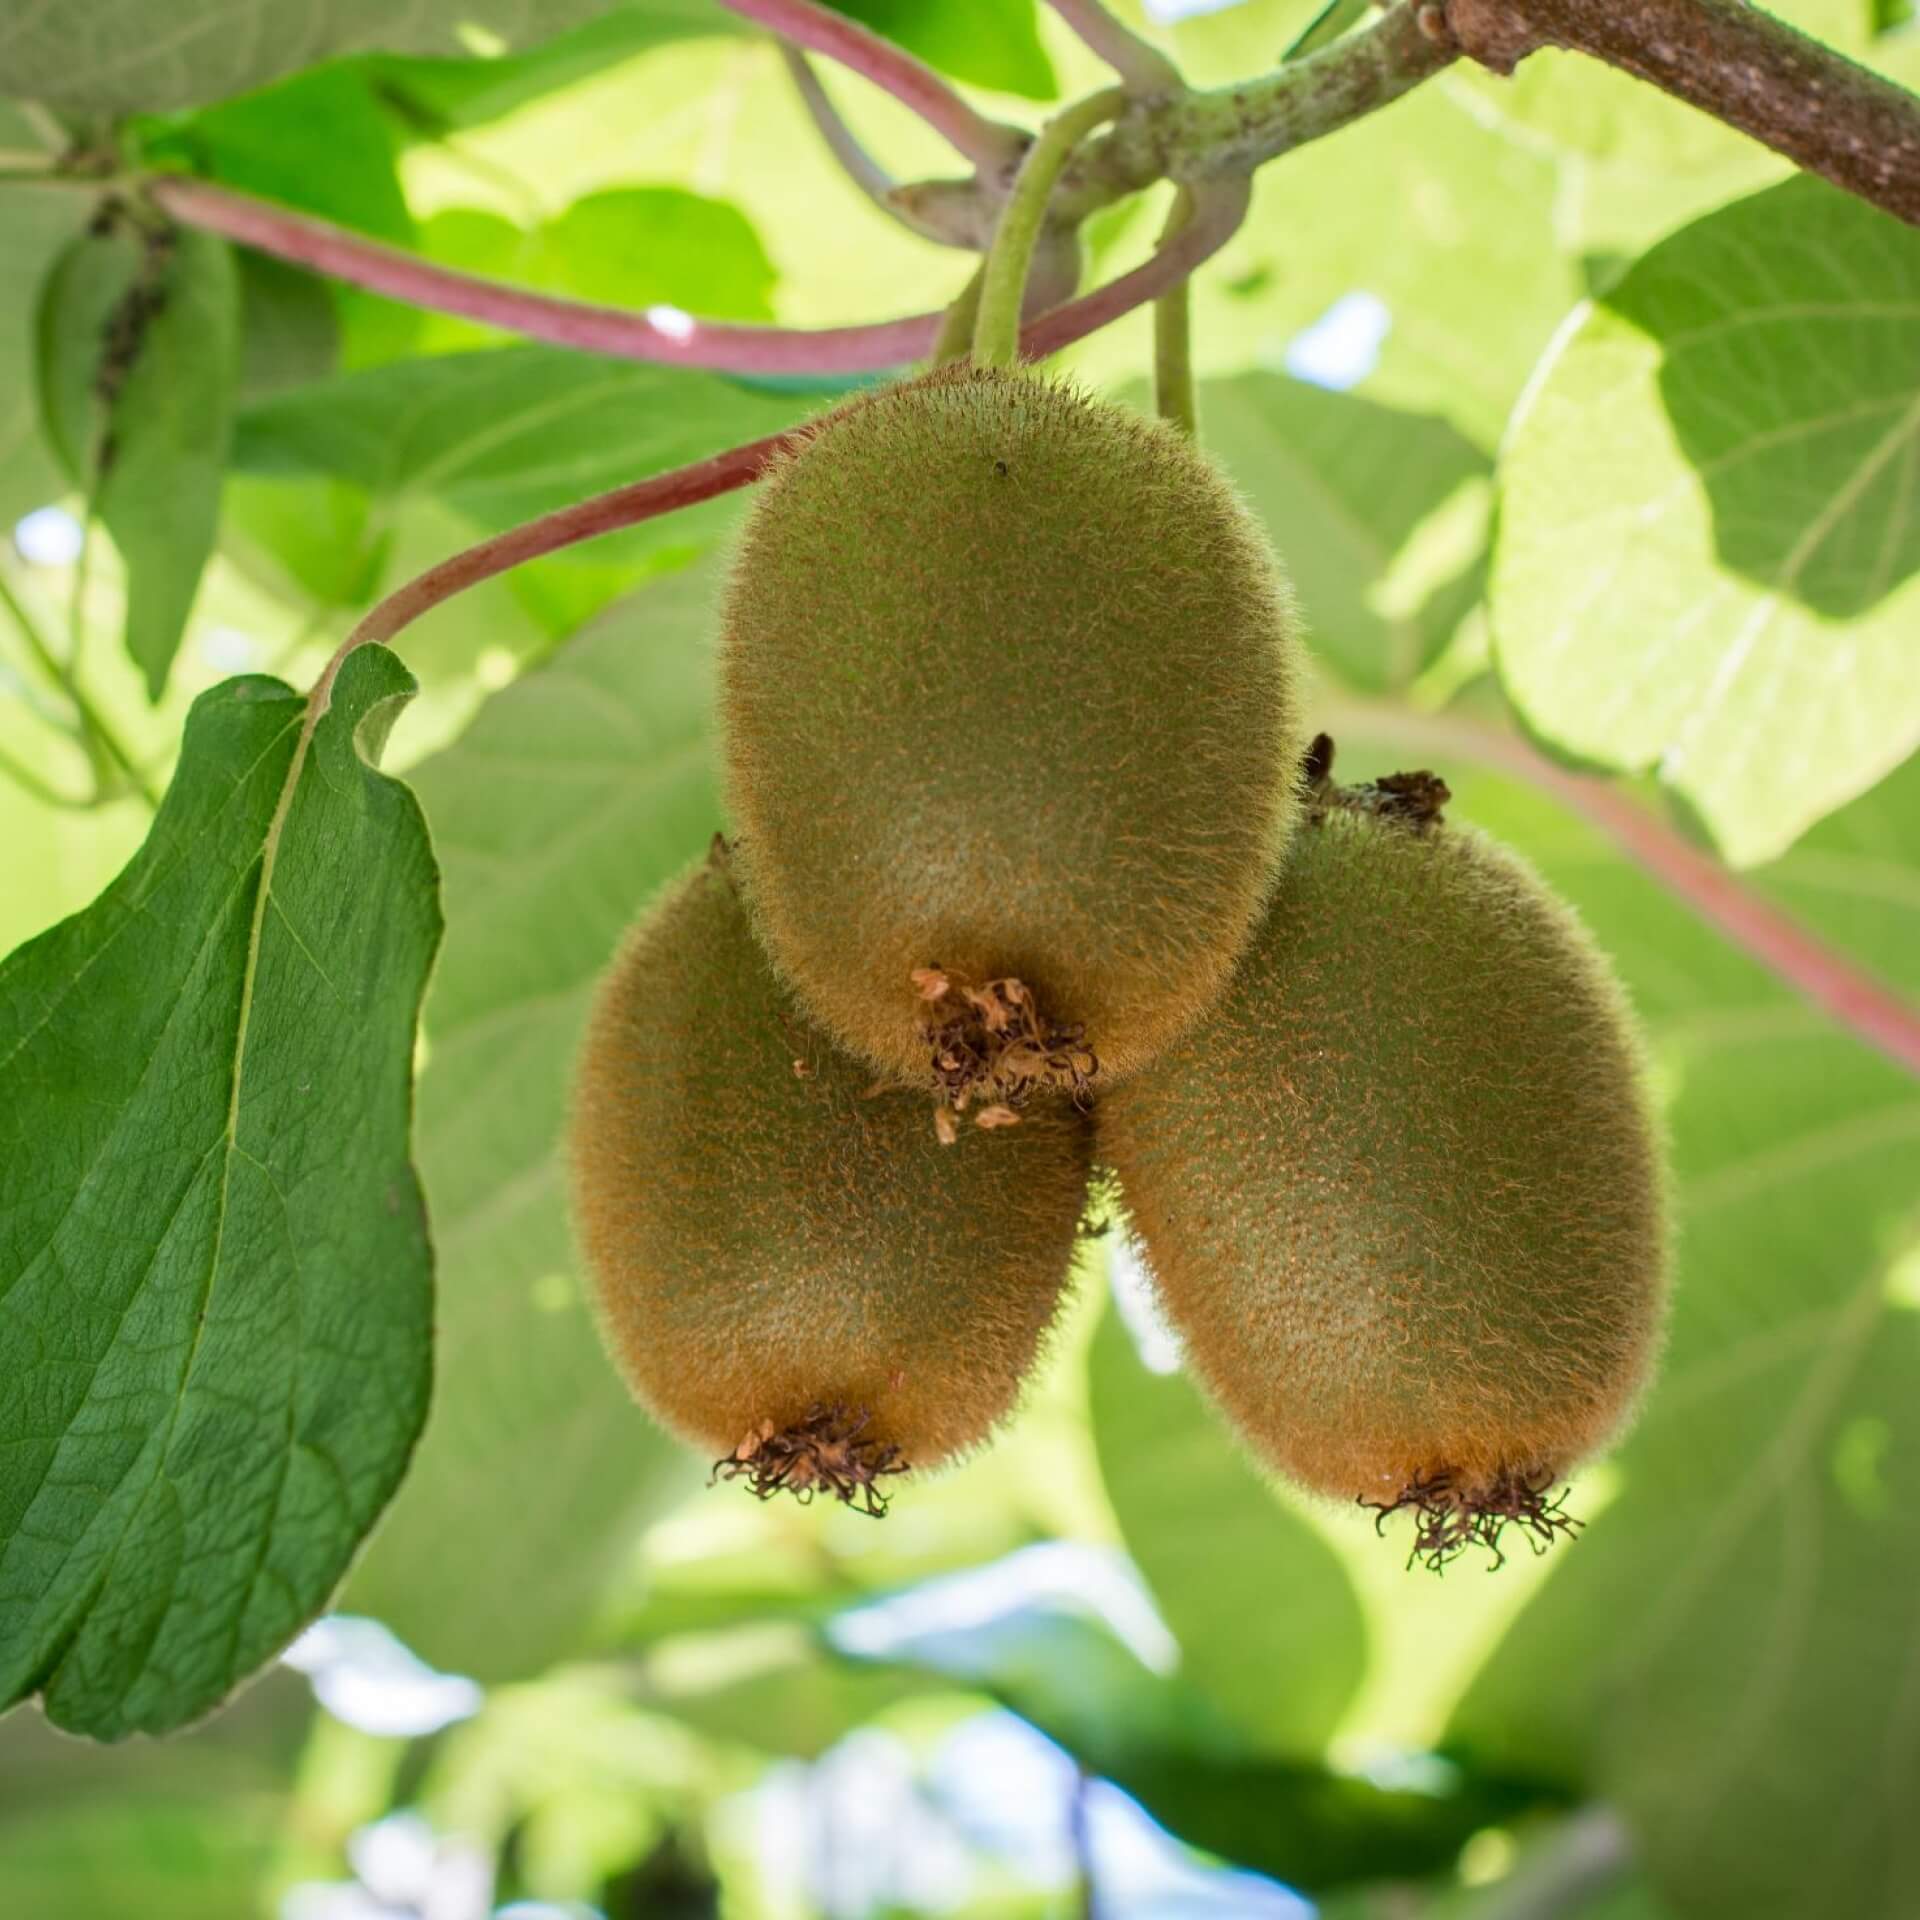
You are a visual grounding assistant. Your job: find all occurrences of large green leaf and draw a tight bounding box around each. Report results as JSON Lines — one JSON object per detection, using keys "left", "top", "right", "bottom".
{"left": 0, "top": 1, "right": 646, "bottom": 115}
{"left": 1404, "top": 741, "right": 1920, "bottom": 1919}
{"left": 1491, "top": 177, "right": 1920, "bottom": 867}
{"left": 36, "top": 222, "right": 240, "bottom": 698}
{"left": 1088, "top": 1287, "right": 1368, "bottom": 1755}
{"left": 341, "top": 562, "right": 726, "bottom": 1679}
{"left": 0, "top": 647, "right": 438, "bottom": 1738}
{"left": 1195, "top": 372, "right": 1490, "bottom": 693}
{"left": 365, "top": 5, "right": 741, "bottom": 132}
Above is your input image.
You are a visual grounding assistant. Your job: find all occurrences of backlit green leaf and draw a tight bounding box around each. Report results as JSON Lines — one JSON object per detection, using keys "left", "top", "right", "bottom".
{"left": 1491, "top": 177, "right": 1920, "bottom": 865}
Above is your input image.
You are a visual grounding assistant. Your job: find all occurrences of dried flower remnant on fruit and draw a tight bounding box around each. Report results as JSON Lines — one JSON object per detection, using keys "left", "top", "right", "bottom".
{"left": 1303, "top": 733, "right": 1451, "bottom": 832}
{"left": 915, "top": 965, "right": 1099, "bottom": 1141}
{"left": 712, "top": 1405, "right": 909, "bottom": 1517}
{"left": 1359, "top": 1465, "right": 1584, "bottom": 1573}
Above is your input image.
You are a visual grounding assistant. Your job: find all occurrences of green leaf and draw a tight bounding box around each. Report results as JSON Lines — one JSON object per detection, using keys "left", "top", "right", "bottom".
{"left": 341, "top": 563, "right": 725, "bottom": 1680}
{"left": 140, "top": 64, "right": 423, "bottom": 371}
{"left": 1089, "top": 1284, "right": 1368, "bottom": 1755}
{"left": 142, "top": 67, "right": 415, "bottom": 245}
{"left": 365, "top": 4, "right": 741, "bottom": 132}
{"left": 1193, "top": 372, "right": 1490, "bottom": 693}
{"left": 1373, "top": 737, "right": 1920, "bottom": 1918}
{"left": 0, "top": 184, "right": 91, "bottom": 526}
{"left": 413, "top": 186, "right": 777, "bottom": 357}
{"left": 0, "top": 648, "right": 438, "bottom": 1739}
{"left": 232, "top": 348, "right": 811, "bottom": 568}
{"left": 828, "top": 0, "right": 1055, "bottom": 98}
{"left": 1072, "top": 85, "right": 1582, "bottom": 450}
{"left": 1491, "top": 177, "right": 1920, "bottom": 866}
{"left": 1759, "top": 742, "right": 1920, "bottom": 992}
{"left": 232, "top": 256, "right": 340, "bottom": 403}
{"left": 36, "top": 222, "right": 240, "bottom": 698}
{"left": 0, "top": 1, "right": 687, "bottom": 115}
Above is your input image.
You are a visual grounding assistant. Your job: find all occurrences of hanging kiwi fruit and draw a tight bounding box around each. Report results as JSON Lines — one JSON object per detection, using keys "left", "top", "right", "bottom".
{"left": 1096, "top": 740, "right": 1671, "bottom": 1569}
{"left": 569, "top": 854, "right": 1093, "bottom": 1514}
{"left": 719, "top": 361, "right": 1306, "bottom": 1122}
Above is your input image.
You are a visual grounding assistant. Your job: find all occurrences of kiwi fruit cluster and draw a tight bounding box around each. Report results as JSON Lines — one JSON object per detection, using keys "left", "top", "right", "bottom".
{"left": 568, "top": 361, "right": 1668, "bottom": 1556}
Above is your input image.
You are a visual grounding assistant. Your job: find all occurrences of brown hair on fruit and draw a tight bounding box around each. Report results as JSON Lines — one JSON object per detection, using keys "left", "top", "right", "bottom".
{"left": 1096, "top": 740, "right": 1670, "bottom": 1569}
{"left": 568, "top": 856, "right": 1092, "bottom": 1513}
{"left": 720, "top": 362, "right": 1305, "bottom": 1123}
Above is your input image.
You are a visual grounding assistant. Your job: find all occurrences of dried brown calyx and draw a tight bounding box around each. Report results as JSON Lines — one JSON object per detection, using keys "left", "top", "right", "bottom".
{"left": 1302, "top": 732, "right": 1451, "bottom": 833}
{"left": 711, "top": 1405, "right": 908, "bottom": 1517}
{"left": 1360, "top": 1463, "right": 1583, "bottom": 1572}
{"left": 912, "top": 966, "right": 1098, "bottom": 1144}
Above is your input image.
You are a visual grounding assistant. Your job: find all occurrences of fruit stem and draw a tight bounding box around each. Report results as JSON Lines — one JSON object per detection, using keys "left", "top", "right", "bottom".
{"left": 1151, "top": 187, "right": 1197, "bottom": 437}
{"left": 1044, "top": 0, "right": 1183, "bottom": 93}
{"left": 931, "top": 263, "right": 986, "bottom": 367}
{"left": 1023, "top": 174, "right": 1249, "bottom": 360}
{"left": 781, "top": 45, "right": 976, "bottom": 247}
{"left": 713, "top": 0, "right": 1029, "bottom": 173}
{"left": 973, "top": 87, "right": 1128, "bottom": 370}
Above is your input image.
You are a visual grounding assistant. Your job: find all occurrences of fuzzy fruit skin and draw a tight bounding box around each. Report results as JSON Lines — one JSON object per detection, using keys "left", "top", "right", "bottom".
{"left": 720, "top": 362, "right": 1304, "bottom": 1091}
{"left": 1097, "top": 805, "right": 1669, "bottom": 1506}
{"left": 569, "top": 862, "right": 1091, "bottom": 1470}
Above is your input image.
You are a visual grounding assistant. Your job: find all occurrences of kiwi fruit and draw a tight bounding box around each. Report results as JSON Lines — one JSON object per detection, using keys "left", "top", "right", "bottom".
{"left": 1097, "top": 741, "right": 1669, "bottom": 1567}
{"left": 568, "top": 855, "right": 1092, "bottom": 1511}
{"left": 720, "top": 361, "right": 1304, "bottom": 1120}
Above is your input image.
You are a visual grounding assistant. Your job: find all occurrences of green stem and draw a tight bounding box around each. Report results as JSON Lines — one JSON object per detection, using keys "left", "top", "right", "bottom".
{"left": 973, "top": 87, "right": 1127, "bottom": 370}
{"left": 931, "top": 264, "right": 986, "bottom": 367}
{"left": 0, "top": 564, "right": 159, "bottom": 809}
{"left": 1152, "top": 188, "right": 1197, "bottom": 436}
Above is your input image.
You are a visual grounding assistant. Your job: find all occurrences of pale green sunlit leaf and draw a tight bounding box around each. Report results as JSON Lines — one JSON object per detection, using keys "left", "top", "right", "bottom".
{"left": 1493, "top": 176, "right": 1920, "bottom": 866}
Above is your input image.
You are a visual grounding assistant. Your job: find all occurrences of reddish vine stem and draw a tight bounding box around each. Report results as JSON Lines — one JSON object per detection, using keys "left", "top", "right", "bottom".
{"left": 1333, "top": 702, "right": 1920, "bottom": 1083}
{"left": 146, "top": 175, "right": 942, "bottom": 373}
{"left": 1443, "top": 0, "right": 1920, "bottom": 229}
{"left": 712, "top": 0, "right": 1028, "bottom": 172}
{"left": 147, "top": 170, "right": 1239, "bottom": 377}
{"left": 313, "top": 433, "right": 788, "bottom": 713}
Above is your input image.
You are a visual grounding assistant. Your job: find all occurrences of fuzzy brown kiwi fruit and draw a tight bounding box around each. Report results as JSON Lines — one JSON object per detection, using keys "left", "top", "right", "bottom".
{"left": 568, "top": 855, "right": 1092, "bottom": 1512}
{"left": 1096, "top": 742, "right": 1669, "bottom": 1567}
{"left": 720, "top": 362, "right": 1304, "bottom": 1120}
